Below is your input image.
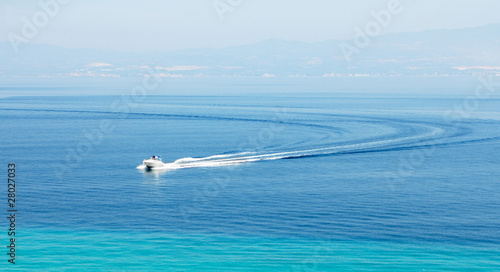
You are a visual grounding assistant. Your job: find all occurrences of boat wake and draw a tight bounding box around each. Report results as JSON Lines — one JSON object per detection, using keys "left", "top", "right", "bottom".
{"left": 1, "top": 107, "right": 492, "bottom": 172}
{"left": 137, "top": 119, "right": 466, "bottom": 171}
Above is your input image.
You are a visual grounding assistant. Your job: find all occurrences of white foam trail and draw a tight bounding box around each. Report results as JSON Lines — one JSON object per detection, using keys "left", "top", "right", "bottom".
{"left": 138, "top": 125, "right": 445, "bottom": 171}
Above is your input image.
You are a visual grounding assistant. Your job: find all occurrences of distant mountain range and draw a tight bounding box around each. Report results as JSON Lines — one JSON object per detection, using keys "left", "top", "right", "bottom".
{"left": 1, "top": 24, "right": 499, "bottom": 77}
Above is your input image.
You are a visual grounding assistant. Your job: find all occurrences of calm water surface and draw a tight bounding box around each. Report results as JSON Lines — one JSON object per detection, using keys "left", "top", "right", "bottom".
{"left": 1, "top": 78, "right": 499, "bottom": 271}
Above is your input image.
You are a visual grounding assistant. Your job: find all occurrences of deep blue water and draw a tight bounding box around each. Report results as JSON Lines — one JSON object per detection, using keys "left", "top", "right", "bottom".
{"left": 1, "top": 78, "right": 500, "bottom": 271}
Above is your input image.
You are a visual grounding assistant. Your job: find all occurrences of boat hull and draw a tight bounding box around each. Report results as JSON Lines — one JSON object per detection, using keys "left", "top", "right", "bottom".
{"left": 143, "top": 159, "right": 165, "bottom": 169}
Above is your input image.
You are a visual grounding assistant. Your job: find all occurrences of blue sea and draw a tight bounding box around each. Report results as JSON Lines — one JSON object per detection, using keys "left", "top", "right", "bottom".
{"left": 1, "top": 77, "right": 500, "bottom": 271}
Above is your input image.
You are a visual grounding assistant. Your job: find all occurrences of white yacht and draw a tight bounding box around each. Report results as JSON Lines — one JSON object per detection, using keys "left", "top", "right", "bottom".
{"left": 142, "top": 155, "right": 164, "bottom": 169}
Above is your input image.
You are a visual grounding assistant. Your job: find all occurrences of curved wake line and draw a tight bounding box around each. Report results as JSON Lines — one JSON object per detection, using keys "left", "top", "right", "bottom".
{"left": 138, "top": 124, "right": 451, "bottom": 171}
{"left": 0, "top": 107, "right": 347, "bottom": 134}
{"left": 4, "top": 107, "right": 491, "bottom": 171}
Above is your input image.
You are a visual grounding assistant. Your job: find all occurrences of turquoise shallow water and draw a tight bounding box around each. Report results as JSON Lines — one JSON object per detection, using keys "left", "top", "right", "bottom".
{"left": 12, "top": 228, "right": 500, "bottom": 271}
{"left": 1, "top": 78, "right": 500, "bottom": 270}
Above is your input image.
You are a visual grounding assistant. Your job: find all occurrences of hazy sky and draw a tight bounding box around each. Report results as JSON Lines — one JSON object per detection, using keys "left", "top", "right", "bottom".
{"left": 1, "top": 0, "right": 500, "bottom": 52}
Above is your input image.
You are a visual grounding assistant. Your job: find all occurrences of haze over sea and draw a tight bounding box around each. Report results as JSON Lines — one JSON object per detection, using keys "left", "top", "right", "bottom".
{"left": 1, "top": 77, "right": 500, "bottom": 271}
